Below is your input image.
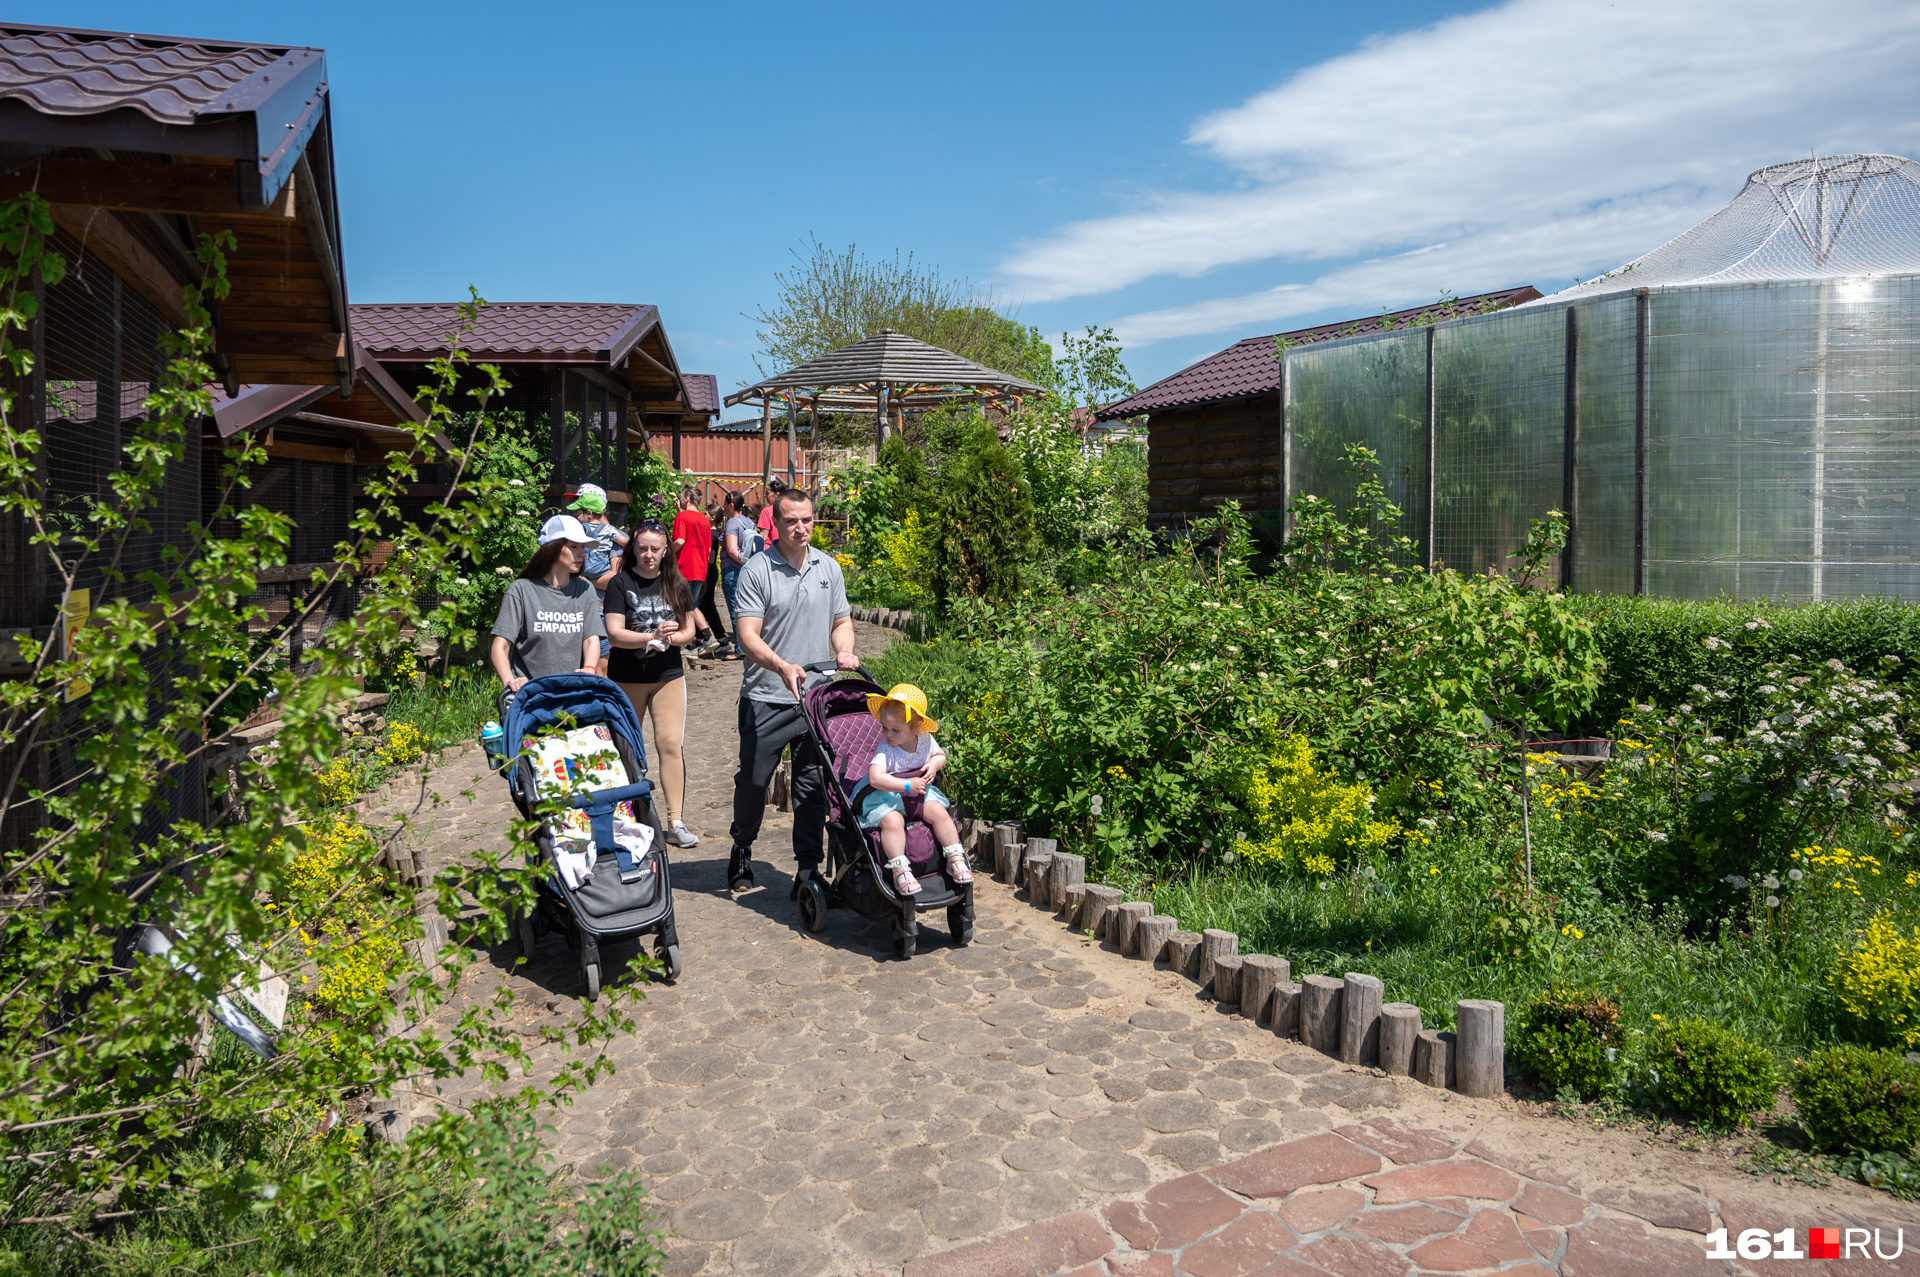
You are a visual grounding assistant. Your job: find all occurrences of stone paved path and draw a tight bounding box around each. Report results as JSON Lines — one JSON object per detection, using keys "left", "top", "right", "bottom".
{"left": 379, "top": 621, "right": 1915, "bottom": 1277}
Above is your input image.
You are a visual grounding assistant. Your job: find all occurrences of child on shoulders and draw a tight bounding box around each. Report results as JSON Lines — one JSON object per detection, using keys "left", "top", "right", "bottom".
{"left": 859, "top": 684, "right": 971, "bottom": 895}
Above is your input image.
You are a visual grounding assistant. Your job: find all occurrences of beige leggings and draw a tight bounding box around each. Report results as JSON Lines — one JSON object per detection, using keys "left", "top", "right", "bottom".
{"left": 618, "top": 677, "right": 688, "bottom": 825}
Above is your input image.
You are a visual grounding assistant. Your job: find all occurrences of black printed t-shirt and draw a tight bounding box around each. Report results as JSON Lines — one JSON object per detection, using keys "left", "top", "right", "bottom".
{"left": 606, "top": 568, "right": 685, "bottom": 684}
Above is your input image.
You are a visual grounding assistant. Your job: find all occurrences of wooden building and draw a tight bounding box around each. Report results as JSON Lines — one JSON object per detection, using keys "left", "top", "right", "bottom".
{"left": 1096, "top": 288, "right": 1542, "bottom": 529}
{"left": 0, "top": 23, "right": 390, "bottom": 619}
{"left": 659, "top": 372, "right": 719, "bottom": 469}
{"left": 0, "top": 22, "right": 385, "bottom": 837}
{"left": 350, "top": 302, "right": 690, "bottom": 517}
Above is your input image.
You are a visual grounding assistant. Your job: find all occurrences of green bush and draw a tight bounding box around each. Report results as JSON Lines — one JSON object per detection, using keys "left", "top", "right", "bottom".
{"left": 1791, "top": 1045, "right": 1920, "bottom": 1154}
{"left": 397, "top": 1107, "right": 663, "bottom": 1276}
{"left": 1648, "top": 1019, "right": 1779, "bottom": 1129}
{"left": 865, "top": 637, "right": 980, "bottom": 726}
{"left": 931, "top": 420, "right": 1037, "bottom": 608}
{"left": 1515, "top": 985, "right": 1623, "bottom": 1099}
{"left": 1571, "top": 594, "right": 1920, "bottom": 736}
{"left": 1591, "top": 649, "right": 1915, "bottom": 922}
{"left": 942, "top": 460, "right": 1602, "bottom": 875}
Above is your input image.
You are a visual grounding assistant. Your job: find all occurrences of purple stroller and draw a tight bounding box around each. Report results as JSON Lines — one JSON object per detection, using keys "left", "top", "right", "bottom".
{"left": 796, "top": 665, "right": 974, "bottom": 959}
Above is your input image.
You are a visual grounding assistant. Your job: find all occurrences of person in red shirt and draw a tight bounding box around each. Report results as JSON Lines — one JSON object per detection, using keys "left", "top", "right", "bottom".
{"left": 670, "top": 488, "right": 718, "bottom": 651}
{"left": 753, "top": 477, "right": 786, "bottom": 551}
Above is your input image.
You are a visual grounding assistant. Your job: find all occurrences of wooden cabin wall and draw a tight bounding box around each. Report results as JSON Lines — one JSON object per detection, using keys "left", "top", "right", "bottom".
{"left": 6, "top": 227, "right": 206, "bottom": 852}
{"left": 1145, "top": 393, "right": 1283, "bottom": 528}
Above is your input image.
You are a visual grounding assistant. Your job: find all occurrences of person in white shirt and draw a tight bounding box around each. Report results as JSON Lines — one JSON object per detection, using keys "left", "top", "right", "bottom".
{"left": 859, "top": 683, "right": 972, "bottom": 896}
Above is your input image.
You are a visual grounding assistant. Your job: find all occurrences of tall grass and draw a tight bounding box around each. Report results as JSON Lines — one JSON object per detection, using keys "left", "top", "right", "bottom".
{"left": 0, "top": 1031, "right": 462, "bottom": 1275}
{"left": 1117, "top": 835, "right": 1878, "bottom": 1065}
{"left": 865, "top": 636, "right": 980, "bottom": 723}
{"left": 383, "top": 665, "right": 499, "bottom": 751}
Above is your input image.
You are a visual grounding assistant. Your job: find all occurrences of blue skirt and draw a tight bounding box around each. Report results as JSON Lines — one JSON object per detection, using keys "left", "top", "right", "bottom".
{"left": 857, "top": 782, "right": 951, "bottom": 829}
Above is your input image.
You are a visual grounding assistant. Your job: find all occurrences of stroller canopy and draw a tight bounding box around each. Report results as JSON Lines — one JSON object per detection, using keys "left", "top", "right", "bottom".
{"left": 503, "top": 673, "right": 650, "bottom": 775}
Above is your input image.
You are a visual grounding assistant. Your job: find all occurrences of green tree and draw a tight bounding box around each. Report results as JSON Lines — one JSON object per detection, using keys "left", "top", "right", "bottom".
{"left": 876, "top": 436, "right": 930, "bottom": 521}
{"left": 746, "top": 236, "right": 1055, "bottom": 388}
{"left": 932, "top": 421, "right": 1036, "bottom": 609}
{"left": 0, "top": 195, "right": 652, "bottom": 1269}
{"left": 1052, "top": 325, "right": 1137, "bottom": 411}
{"left": 429, "top": 409, "right": 543, "bottom": 645}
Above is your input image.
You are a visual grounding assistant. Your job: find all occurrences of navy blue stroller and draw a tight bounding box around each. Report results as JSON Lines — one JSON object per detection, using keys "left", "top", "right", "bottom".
{"left": 500, "top": 674, "right": 679, "bottom": 998}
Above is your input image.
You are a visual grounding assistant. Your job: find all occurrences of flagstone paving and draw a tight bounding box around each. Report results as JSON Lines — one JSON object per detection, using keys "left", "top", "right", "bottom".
{"left": 383, "top": 621, "right": 1916, "bottom": 1277}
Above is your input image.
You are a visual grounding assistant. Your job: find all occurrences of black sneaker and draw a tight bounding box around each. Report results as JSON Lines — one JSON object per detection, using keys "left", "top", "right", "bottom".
{"left": 727, "top": 845, "right": 755, "bottom": 893}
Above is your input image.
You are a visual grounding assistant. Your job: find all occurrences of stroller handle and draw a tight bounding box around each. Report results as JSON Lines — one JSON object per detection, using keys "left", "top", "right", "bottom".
{"left": 801, "top": 658, "right": 876, "bottom": 688}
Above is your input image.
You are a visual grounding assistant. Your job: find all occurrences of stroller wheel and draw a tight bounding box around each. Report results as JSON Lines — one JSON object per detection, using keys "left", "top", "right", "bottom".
{"left": 658, "top": 942, "right": 682, "bottom": 981}
{"left": 582, "top": 959, "right": 601, "bottom": 1002}
{"left": 947, "top": 902, "right": 974, "bottom": 948}
{"left": 797, "top": 877, "right": 828, "bottom": 933}
{"left": 890, "top": 911, "right": 917, "bottom": 961}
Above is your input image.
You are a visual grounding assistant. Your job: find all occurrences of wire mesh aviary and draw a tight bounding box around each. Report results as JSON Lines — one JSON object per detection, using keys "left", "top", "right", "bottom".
{"left": 1541, "top": 154, "right": 1920, "bottom": 302}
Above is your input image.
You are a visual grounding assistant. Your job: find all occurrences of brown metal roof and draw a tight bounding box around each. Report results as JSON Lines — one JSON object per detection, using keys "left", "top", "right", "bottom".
{"left": 684, "top": 373, "right": 720, "bottom": 416}
{"left": 0, "top": 24, "right": 305, "bottom": 125}
{"left": 726, "top": 328, "right": 1045, "bottom": 407}
{"left": 1095, "top": 286, "right": 1544, "bottom": 421}
{"left": 348, "top": 302, "right": 663, "bottom": 363}
{"left": 209, "top": 347, "right": 427, "bottom": 439}
{"left": 0, "top": 24, "right": 346, "bottom": 389}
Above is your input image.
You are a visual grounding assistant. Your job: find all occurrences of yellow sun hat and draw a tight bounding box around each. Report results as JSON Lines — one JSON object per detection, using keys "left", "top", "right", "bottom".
{"left": 866, "top": 683, "right": 938, "bottom": 735}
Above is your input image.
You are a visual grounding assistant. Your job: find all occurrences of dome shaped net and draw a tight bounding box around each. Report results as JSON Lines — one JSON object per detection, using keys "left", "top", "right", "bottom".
{"left": 1537, "top": 153, "right": 1920, "bottom": 302}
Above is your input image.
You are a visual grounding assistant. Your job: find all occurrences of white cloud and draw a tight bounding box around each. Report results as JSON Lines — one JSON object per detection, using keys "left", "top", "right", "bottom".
{"left": 1000, "top": 0, "right": 1920, "bottom": 344}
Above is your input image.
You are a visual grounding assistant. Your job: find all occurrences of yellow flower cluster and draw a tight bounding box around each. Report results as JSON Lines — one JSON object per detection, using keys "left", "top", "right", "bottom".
{"left": 1831, "top": 911, "right": 1920, "bottom": 1047}
{"left": 965, "top": 689, "right": 1006, "bottom": 733}
{"left": 316, "top": 757, "right": 361, "bottom": 807}
{"left": 282, "top": 819, "right": 401, "bottom": 1022}
{"left": 878, "top": 510, "right": 935, "bottom": 602}
{"left": 1231, "top": 726, "right": 1400, "bottom": 874}
{"left": 1106, "top": 765, "right": 1128, "bottom": 781}
{"left": 1795, "top": 844, "right": 1881, "bottom": 898}
{"left": 377, "top": 720, "right": 427, "bottom": 769}
{"left": 310, "top": 906, "right": 404, "bottom": 1018}
{"left": 285, "top": 817, "right": 378, "bottom": 905}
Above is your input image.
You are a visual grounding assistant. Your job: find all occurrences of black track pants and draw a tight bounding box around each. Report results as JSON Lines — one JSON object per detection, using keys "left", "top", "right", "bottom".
{"left": 729, "top": 696, "right": 825, "bottom": 867}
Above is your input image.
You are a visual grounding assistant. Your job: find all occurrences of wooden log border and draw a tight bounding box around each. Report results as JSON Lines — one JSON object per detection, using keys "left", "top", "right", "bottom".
{"left": 977, "top": 827, "right": 1508, "bottom": 1100}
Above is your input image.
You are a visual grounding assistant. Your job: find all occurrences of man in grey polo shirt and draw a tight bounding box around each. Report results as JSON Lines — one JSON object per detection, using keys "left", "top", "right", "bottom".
{"left": 727, "top": 488, "right": 857, "bottom": 893}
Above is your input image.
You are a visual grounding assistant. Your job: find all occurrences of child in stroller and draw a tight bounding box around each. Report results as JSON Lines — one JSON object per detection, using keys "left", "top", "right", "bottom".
{"left": 858, "top": 684, "right": 973, "bottom": 894}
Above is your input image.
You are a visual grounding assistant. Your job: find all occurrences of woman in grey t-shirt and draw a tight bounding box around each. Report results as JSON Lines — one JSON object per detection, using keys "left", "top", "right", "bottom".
{"left": 489, "top": 515, "right": 607, "bottom": 692}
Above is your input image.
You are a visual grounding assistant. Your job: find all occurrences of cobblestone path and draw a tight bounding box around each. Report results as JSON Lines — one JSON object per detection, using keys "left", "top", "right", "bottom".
{"left": 386, "top": 621, "right": 1913, "bottom": 1277}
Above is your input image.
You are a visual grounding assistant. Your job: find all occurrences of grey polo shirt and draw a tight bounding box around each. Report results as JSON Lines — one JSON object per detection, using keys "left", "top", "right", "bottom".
{"left": 731, "top": 544, "right": 850, "bottom": 704}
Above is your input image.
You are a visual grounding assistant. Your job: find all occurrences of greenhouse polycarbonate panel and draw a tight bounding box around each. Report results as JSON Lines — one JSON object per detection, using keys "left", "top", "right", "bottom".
{"left": 1570, "top": 295, "right": 1637, "bottom": 596}
{"left": 1433, "top": 307, "right": 1566, "bottom": 581}
{"left": 1284, "top": 330, "right": 1427, "bottom": 566}
{"left": 1646, "top": 277, "right": 1920, "bottom": 601}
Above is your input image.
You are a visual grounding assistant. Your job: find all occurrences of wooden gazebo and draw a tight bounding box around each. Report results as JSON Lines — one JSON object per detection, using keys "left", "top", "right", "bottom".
{"left": 725, "top": 329, "right": 1044, "bottom": 487}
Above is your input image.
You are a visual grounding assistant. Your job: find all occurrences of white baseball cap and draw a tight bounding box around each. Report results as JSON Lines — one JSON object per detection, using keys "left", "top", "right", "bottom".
{"left": 538, "top": 514, "right": 598, "bottom": 547}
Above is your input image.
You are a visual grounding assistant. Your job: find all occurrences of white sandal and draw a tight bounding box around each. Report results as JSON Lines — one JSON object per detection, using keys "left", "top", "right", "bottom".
{"left": 885, "top": 855, "right": 921, "bottom": 895}
{"left": 943, "top": 848, "right": 974, "bottom": 884}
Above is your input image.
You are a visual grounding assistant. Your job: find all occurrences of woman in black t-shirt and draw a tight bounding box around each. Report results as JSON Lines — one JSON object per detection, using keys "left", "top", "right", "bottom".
{"left": 605, "top": 521, "right": 701, "bottom": 849}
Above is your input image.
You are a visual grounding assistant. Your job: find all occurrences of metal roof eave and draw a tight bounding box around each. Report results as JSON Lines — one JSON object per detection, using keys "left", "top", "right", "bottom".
{"left": 0, "top": 28, "right": 331, "bottom": 209}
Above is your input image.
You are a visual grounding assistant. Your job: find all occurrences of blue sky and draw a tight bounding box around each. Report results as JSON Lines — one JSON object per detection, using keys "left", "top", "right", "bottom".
{"left": 30, "top": 2, "right": 1920, "bottom": 405}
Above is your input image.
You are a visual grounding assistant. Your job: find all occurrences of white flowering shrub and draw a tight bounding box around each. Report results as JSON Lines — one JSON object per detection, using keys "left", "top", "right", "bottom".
{"left": 1610, "top": 641, "right": 1913, "bottom": 916}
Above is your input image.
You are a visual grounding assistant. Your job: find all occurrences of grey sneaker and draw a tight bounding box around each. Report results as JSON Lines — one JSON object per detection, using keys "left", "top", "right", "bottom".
{"left": 664, "top": 821, "right": 700, "bottom": 849}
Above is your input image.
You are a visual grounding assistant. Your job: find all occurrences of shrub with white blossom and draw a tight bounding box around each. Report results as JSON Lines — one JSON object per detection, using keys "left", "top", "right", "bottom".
{"left": 1609, "top": 640, "right": 1913, "bottom": 918}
